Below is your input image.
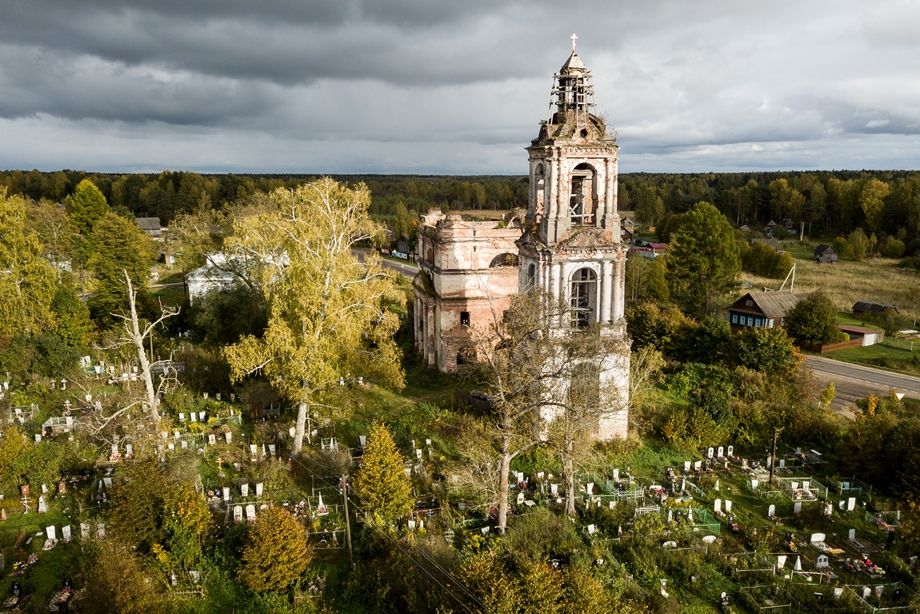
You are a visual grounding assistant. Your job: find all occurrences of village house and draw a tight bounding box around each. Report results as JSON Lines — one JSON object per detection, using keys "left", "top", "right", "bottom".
{"left": 727, "top": 291, "right": 801, "bottom": 329}
{"left": 814, "top": 244, "right": 838, "bottom": 263}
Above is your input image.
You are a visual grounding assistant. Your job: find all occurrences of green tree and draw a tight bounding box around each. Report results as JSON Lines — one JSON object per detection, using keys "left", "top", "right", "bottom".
{"left": 0, "top": 188, "right": 57, "bottom": 339}
{"left": 732, "top": 327, "right": 799, "bottom": 375}
{"left": 858, "top": 178, "right": 890, "bottom": 232}
{"left": 67, "top": 179, "right": 110, "bottom": 263}
{"left": 666, "top": 202, "right": 741, "bottom": 317}
{"left": 768, "top": 178, "right": 805, "bottom": 221}
{"left": 843, "top": 227, "right": 870, "bottom": 260}
{"left": 784, "top": 291, "right": 843, "bottom": 347}
{"left": 625, "top": 253, "right": 668, "bottom": 305}
{"left": 86, "top": 212, "right": 156, "bottom": 323}
{"left": 108, "top": 459, "right": 169, "bottom": 552}
{"left": 161, "top": 481, "right": 211, "bottom": 568}
{"left": 240, "top": 506, "right": 312, "bottom": 592}
{"left": 224, "top": 179, "right": 404, "bottom": 455}
{"left": 634, "top": 185, "right": 665, "bottom": 226}
{"left": 353, "top": 422, "right": 414, "bottom": 526}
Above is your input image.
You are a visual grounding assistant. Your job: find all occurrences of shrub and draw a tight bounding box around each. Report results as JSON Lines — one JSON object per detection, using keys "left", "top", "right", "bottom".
{"left": 879, "top": 236, "right": 906, "bottom": 258}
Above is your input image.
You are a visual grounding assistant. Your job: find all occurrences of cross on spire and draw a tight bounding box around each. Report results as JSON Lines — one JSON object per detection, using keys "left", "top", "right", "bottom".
{"left": 570, "top": 33, "right": 578, "bottom": 51}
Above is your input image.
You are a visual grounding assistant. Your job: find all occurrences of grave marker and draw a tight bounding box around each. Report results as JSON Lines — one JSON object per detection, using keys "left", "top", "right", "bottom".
{"left": 256, "top": 482, "right": 263, "bottom": 497}
{"left": 725, "top": 500, "right": 733, "bottom": 513}
{"left": 816, "top": 554, "right": 829, "bottom": 569}
{"left": 97, "top": 523, "right": 106, "bottom": 538}
{"left": 727, "top": 445, "right": 733, "bottom": 457}
{"left": 768, "top": 504, "right": 776, "bottom": 518}
{"left": 776, "top": 554, "right": 787, "bottom": 569}
{"left": 794, "top": 501, "right": 802, "bottom": 514}
{"left": 234, "top": 505, "right": 243, "bottom": 523}
{"left": 714, "top": 499, "right": 722, "bottom": 514}
{"left": 80, "top": 523, "right": 90, "bottom": 540}
{"left": 241, "top": 483, "right": 249, "bottom": 498}
{"left": 707, "top": 447, "right": 714, "bottom": 459}
{"left": 223, "top": 487, "right": 230, "bottom": 502}
{"left": 717, "top": 446, "right": 724, "bottom": 458}
{"left": 246, "top": 504, "right": 256, "bottom": 523}
{"left": 847, "top": 497, "right": 856, "bottom": 511}
{"left": 62, "top": 525, "right": 71, "bottom": 542}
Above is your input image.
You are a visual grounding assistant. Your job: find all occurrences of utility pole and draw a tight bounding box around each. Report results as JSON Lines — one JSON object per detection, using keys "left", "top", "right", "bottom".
{"left": 341, "top": 474, "right": 354, "bottom": 569}
{"left": 769, "top": 428, "right": 779, "bottom": 486}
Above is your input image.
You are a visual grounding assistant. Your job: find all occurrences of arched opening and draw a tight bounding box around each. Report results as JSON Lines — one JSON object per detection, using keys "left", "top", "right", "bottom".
{"left": 569, "top": 267, "right": 597, "bottom": 329}
{"left": 569, "top": 162, "right": 597, "bottom": 226}
{"left": 533, "top": 163, "right": 545, "bottom": 222}
{"left": 527, "top": 263, "right": 537, "bottom": 289}
{"left": 489, "top": 253, "right": 519, "bottom": 267}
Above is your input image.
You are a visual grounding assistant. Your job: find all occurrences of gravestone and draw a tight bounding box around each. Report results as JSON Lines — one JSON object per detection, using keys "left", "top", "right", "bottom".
{"left": 684, "top": 461, "right": 691, "bottom": 472}
{"left": 707, "top": 447, "right": 714, "bottom": 459}
{"left": 255, "top": 482, "right": 263, "bottom": 497}
{"left": 750, "top": 479, "right": 759, "bottom": 490}
{"left": 46, "top": 525, "right": 57, "bottom": 542}
{"left": 208, "top": 434, "right": 216, "bottom": 446}
{"left": 587, "top": 524, "right": 596, "bottom": 535}
{"left": 173, "top": 431, "right": 181, "bottom": 440}
{"left": 225, "top": 432, "right": 232, "bottom": 444}
{"left": 862, "top": 586, "right": 871, "bottom": 599}
{"left": 359, "top": 435, "right": 367, "bottom": 448}
{"left": 516, "top": 492, "right": 525, "bottom": 505}
{"left": 241, "top": 483, "right": 249, "bottom": 498}
{"left": 190, "top": 412, "right": 197, "bottom": 422}
{"left": 848, "top": 528, "right": 856, "bottom": 542}
{"left": 37, "top": 495, "right": 48, "bottom": 513}
{"left": 125, "top": 444, "right": 133, "bottom": 457}
{"left": 714, "top": 499, "right": 722, "bottom": 514}
{"left": 717, "top": 446, "right": 724, "bottom": 458}
{"left": 233, "top": 505, "right": 243, "bottom": 523}
{"left": 223, "top": 487, "right": 230, "bottom": 502}
{"left": 612, "top": 468, "right": 619, "bottom": 480}
{"left": 268, "top": 444, "right": 276, "bottom": 456}
{"left": 715, "top": 479, "right": 720, "bottom": 491}
{"left": 727, "top": 445, "right": 734, "bottom": 457}
{"left": 96, "top": 523, "right": 106, "bottom": 538}
{"left": 167, "top": 442, "right": 175, "bottom": 451}
{"left": 794, "top": 501, "right": 802, "bottom": 514}
{"left": 778, "top": 459, "right": 785, "bottom": 468}
{"left": 847, "top": 497, "right": 856, "bottom": 511}
{"left": 776, "top": 554, "right": 787, "bottom": 569}
{"left": 246, "top": 504, "right": 256, "bottom": 523}
{"left": 816, "top": 554, "right": 829, "bottom": 569}
{"left": 793, "top": 556, "right": 802, "bottom": 571}
{"left": 587, "top": 482, "right": 594, "bottom": 495}
{"left": 200, "top": 412, "right": 207, "bottom": 422}
{"left": 62, "top": 525, "right": 71, "bottom": 542}
{"left": 694, "top": 461, "right": 702, "bottom": 471}
{"left": 35, "top": 434, "right": 42, "bottom": 443}
{"left": 81, "top": 523, "right": 90, "bottom": 540}
{"left": 550, "top": 484, "right": 559, "bottom": 496}
{"left": 408, "top": 519, "right": 416, "bottom": 530}
{"left": 180, "top": 440, "right": 188, "bottom": 449}
{"left": 725, "top": 500, "right": 733, "bottom": 513}
{"left": 768, "top": 504, "right": 776, "bottom": 518}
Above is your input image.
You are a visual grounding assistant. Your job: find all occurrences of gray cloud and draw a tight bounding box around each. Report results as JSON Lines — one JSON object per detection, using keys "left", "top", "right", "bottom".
{"left": 0, "top": 0, "right": 918, "bottom": 173}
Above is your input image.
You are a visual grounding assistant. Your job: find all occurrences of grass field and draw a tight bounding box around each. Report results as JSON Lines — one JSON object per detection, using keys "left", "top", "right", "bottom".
{"left": 742, "top": 239, "right": 920, "bottom": 322}
{"left": 825, "top": 341, "right": 920, "bottom": 377}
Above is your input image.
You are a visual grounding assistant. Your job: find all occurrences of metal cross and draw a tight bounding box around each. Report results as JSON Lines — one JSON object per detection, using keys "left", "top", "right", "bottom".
{"left": 570, "top": 33, "right": 578, "bottom": 51}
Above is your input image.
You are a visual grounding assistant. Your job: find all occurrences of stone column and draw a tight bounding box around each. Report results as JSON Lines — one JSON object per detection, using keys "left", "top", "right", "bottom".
{"left": 611, "top": 258, "right": 625, "bottom": 321}
{"left": 600, "top": 260, "right": 612, "bottom": 323}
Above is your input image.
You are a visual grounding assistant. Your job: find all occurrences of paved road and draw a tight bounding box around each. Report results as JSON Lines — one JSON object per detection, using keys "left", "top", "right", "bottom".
{"left": 354, "top": 248, "right": 419, "bottom": 279}
{"left": 804, "top": 355, "right": 920, "bottom": 414}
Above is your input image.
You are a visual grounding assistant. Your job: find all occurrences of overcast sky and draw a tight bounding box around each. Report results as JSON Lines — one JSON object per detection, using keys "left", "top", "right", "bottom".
{"left": 1, "top": 0, "right": 918, "bottom": 174}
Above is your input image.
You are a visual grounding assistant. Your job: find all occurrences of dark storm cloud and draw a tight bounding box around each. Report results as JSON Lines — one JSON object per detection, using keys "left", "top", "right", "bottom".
{"left": 0, "top": 0, "right": 918, "bottom": 172}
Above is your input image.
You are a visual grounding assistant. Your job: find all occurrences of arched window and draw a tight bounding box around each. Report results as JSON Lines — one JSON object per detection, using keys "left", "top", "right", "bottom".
{"left": 569, "top": 163, "right": 597, "bottom": 225}
{"left": 489, "top": 253, "right": 519, "bottom": 267}
{"left": 527, "top": 263, "right": 537, "bottom": 289}
{"left": 533, "top": 163, "right": 545, "bottom": 222}
{"left": 569, "top": 267, "right": 597, "bottom": 329}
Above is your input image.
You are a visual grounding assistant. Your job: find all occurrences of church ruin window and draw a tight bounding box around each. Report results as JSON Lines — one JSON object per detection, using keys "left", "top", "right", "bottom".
{"left": 569, "top": 163, "right": 596, "bottom": 225}
{"left": 569, "top": 267, "right": 597, "bottom": 329}
{"left": 527, "top": 263, "right": 537, "bottom": 289}
{"left": 533, "top": 163, "right": 545, "bottom": 222}
{"left": 489, "top": 253, "right": 519, "bottom": 267}
{"left": 460, "top": 311, "right": 470, "bottom": 327}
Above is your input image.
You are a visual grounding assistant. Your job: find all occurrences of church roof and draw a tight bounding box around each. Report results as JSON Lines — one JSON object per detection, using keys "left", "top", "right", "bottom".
{"left": 560, "top": 50, "right": 587, "bottom": 73}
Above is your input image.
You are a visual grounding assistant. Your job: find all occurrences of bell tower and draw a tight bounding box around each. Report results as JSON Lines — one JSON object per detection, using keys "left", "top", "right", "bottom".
{"left": 518, "top": 36, "right": 629, "bottom": 440}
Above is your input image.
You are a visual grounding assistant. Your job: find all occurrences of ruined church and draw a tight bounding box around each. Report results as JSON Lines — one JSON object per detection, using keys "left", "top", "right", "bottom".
{"left": 412, "top": 40, "right": 630, "bottom": 439}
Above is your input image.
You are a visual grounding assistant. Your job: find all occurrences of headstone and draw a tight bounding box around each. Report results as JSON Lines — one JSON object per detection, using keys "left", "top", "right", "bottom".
{"left": 200, "top": 412, "right": 207, "bottom": 422}
{"left": 233, "top": 505, "right": 243, "bottom": 523}
{"left": 776, "top": 554, "right": 787, "bottom": 569}
{"left": 587, "top": 524, "right": 596, "bottom": 535}
{"left": 684, "top": 461, "right": 691, "bottom": 472}
{"left": 225, "top": 432, "right": 232, "bottom": 444}
{"left": 727, "top": 445, "right": 734, "bottom": 457}
{"left": 246, "top": 504, "right": 256, "bottom": 523}
{"left": 173, "top": 430, "right": 181, "bottom": 440}
{"left": 750, "top": 479, "right": 758, "bottom": 489}
{"left": 816, "top": 554, "right": 829, "bottom": 569}
{"left": 707, "top": 447, "right": 714, "bottom": 459}
{"left": 180, "top": 440, "right": 188, "bottom": 449}
{"left": 833, "top": 587, "right": 843, "bottom": 599}
{"left": 516, "top": 492, "right": 525, "bottom": 505}
{"left": 103, "top": 477, "right": 112, "bottom": 489}
{"left": 717, "top": 446, "right": 724, "bottom": 458}
{"left": 37, "top": 495, "right": 48, "bottom": 513}
{"left": 41, "top": 483, "right": 49, "bottom": 494}
{"left": 268, "top": 444, "right": 276, "bottom": 456}
{"left": 167, "top": 442, "right": 175, "bottom": 451}
{"left": 125, "top": 443, "right": 133, "bottom": 457}
{"left": 702, "top": 535, "right": 717, "bottom": 544}
{"left": 725, "top": 500, "right": 733, "bottom": 513}
{"left": 359, "top": 435, "right": 367, "bottom": 448}
{"left": 208, "top": 434, "right": 216, "bottom": 445}
{"left": 35, "top": 434, "right": 42, "bottom": 443}
{"left": 241, "top": 483, "right": 249, "bottom": 497}
{"left": 255, "top": 482, "right": 263, "bottom": 497}
{"left": 223, "top": 487, "right": 230, "bottom": 501}
{"left": 46, "top": 525, "right": 57, "bottom": 542}
{"left": 96, "top": 523, "right": 106, "bottom": 538}
{"left": 80, "top": 523, "right": 90, "bottom": 539}
{"left": 768, "top": 504, "right": 776, "bottom": 518}
{"left": 250, "top": 444, "right": 258, "bottom": 456}
{"left": 62, "top": 525, "right": 71, "bottom": 542}
{"left": 810, "top": 532, "right": 825, "bottom": 544}
{"left": 612, "top": 468, "right": 619, "bottom": 480}
{"left": 794, "top": 501, "right": 802, "bottom": 514}
{"left": 778, "top": 459, "right": 785, "bottom": 468}
{"left": 694, "top": 461, "right": 702, "bottom": 471}
{"left": 848, "top": 528, "right": 856, "bottom": 542}
{"left": 231, "top": 393, "right": 236, "bottom": 402}
{"left": 289, "top": 427, "right": 296, "bottom": 438}
{"left": 793, "top": 556, "right": 802, "bottom": 571}
{"left": 847, "top": 497, "right": 856, "bottom": 511}
{"left": 408, "top": 519, "right": 416, "bottom": 530}
{"left": 550, "top": 484, "right": 559, "bottom": 496}
{"left": 862, "top": 586, "right": 871, "bottom": 599}
{"left": 714, "top": 499, "right": 722, "bottom": 513}
{"left": 587, "top": 482, "right": 594, "bottom": 495}
{"left": 316, "top": 494, "right": 329, "bottom": 515}
{"left": 190, "top": 412, "right": 197, "bottom": 422}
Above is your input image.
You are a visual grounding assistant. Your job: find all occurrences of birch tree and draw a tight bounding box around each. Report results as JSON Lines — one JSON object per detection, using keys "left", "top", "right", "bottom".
{"left": 223, "top": 179, "right": 404, "bottom": 455}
